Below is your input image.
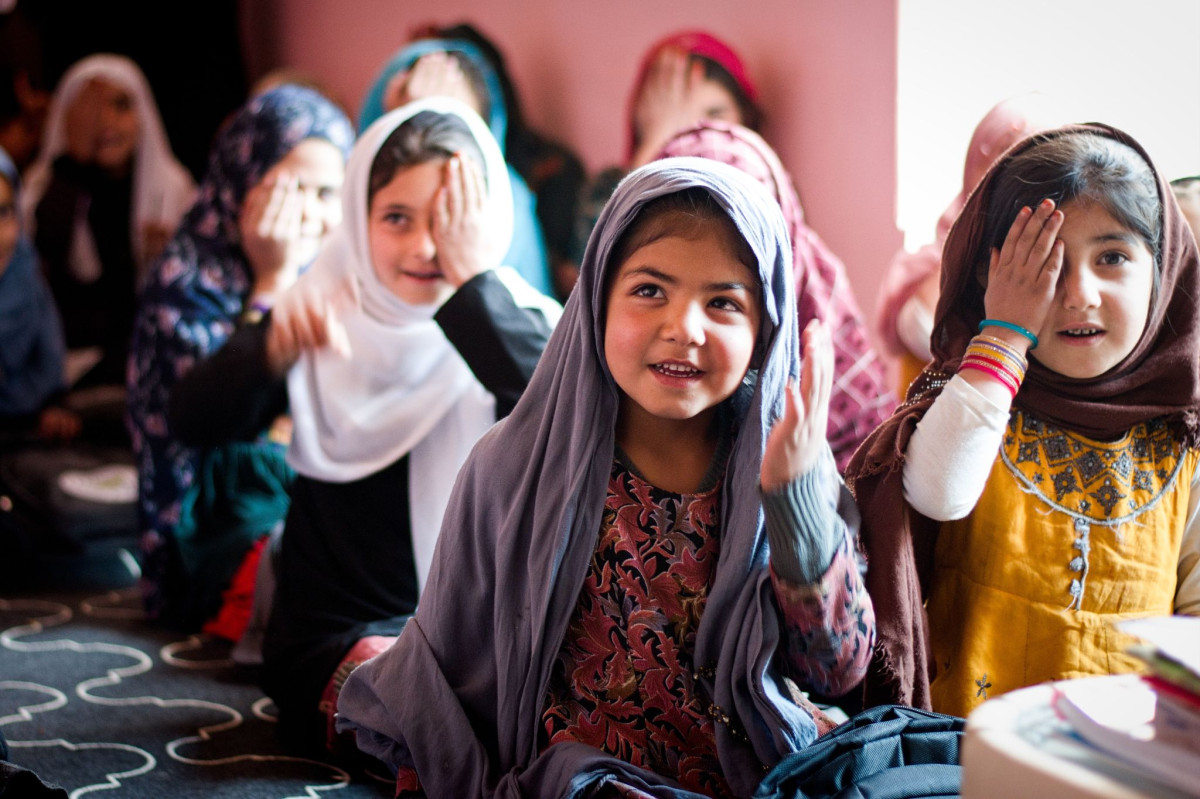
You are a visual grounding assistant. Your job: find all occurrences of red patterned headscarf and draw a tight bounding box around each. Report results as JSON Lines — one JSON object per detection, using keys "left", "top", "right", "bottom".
{"left": 659, "top": 121, "right": 896, "bottom": 470}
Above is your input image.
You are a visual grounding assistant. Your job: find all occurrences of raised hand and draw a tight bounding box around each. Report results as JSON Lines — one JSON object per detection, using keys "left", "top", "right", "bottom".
{"left": 982, "top": 198, "right": 1064, "bottom": 353}
{"left": 630, "top": 48, "right": 707, "bottom": 167}
{"left": 239, "top": 171, "right": 318, "bottom": 299}
{"left": 383, "top": 52, "right": 479, "bottom": 114}
{"left": 432, "top": 154, "right": 503, "bottom": 288}
{"left": 761, "top": 319, "right": 833, "bottom": 491}
{"left": 264, "top": 268, "right": 354, "bottom": 376}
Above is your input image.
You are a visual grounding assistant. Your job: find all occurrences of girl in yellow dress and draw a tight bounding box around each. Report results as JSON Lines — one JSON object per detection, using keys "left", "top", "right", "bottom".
{"left": 846, "top": 123, "right": 1200, "bottom": 717}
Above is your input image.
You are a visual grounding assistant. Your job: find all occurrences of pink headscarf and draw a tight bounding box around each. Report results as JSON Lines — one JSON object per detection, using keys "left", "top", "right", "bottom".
{"left": 875, "top": 94, "right": 1063, "bottom": 357}
{"left": 626, "top": 30, "right": 759, "bottom": 163}
{"left": 660, "top": 121, "right": 896, "bottom": 470}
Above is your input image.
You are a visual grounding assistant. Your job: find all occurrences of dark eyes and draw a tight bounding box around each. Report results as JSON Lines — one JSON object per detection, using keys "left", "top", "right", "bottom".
{"left": 1098, "top": 251, "right": 1130, "bottom": 267}
{"left": 317, "top": 187, "right": 338, "bottom": 201}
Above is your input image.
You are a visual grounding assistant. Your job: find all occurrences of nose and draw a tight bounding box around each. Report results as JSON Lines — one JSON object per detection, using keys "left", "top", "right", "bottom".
{"left": 1058, "top": 261, "right": 1101, "bottom": 311}
{"left": 662, "top": 300, "right": 705, "bottom": 346}
{"left": 414, "top": 222, "right": 437, "bottom": 263}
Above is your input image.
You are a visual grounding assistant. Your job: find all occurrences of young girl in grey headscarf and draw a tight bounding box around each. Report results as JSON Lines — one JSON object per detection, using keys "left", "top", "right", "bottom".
{"left": 337, "top": 157, "right": 875, "bottom": 798}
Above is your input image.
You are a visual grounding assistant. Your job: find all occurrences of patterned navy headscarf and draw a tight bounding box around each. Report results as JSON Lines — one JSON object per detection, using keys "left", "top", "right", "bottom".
{"left": 127, "top": 84, "right": 354, "bottom": 620}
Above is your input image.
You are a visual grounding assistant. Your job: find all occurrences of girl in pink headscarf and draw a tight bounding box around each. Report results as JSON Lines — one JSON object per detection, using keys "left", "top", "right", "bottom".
{"left": 660, "top": 121, "right": 895, "bottom": 471}
{"left": 876, "top": 94, "right": 1062, "bottom": 394}
{"left": 568, "top": 31, "right": 764, "bottom": 294}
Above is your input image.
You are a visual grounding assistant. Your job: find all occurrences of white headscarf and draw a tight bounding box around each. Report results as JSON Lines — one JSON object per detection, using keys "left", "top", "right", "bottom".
{"left": 21, "top": 54, "right": 196, "bottom": 278}
{"left": 286, "top": 97, "right": 560, "bottom": 590}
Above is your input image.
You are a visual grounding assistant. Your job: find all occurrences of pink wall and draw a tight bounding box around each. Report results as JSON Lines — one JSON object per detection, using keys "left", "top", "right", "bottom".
{"left": 243, "top": 0, "right": 901, "bottom": 319}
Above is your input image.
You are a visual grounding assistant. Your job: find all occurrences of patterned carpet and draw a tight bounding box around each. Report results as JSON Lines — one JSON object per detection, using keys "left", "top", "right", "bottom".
{"left": 0, "top": 550, "right": 393, "bottom": 798}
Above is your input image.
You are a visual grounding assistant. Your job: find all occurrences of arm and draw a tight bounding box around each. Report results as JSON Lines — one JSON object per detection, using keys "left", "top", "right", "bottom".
{"left": 902, "top": 374, "right": 1009, "bottom": 520}
{"left": 167, "top": 318, "right": 288, "bottom": 447}
{"left": 434, "top": 270, "right": 553, "bottom": 418}
{"left": 1176, "top": 461, "right": 1200, "bottom": 615}
{"left": 764, "top": 447, "right": 875, "bottom": 698}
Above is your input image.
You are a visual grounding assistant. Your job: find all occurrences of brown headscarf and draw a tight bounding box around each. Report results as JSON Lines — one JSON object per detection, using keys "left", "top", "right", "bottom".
{"left": 844, "top": 122, "right": 1200, "bottom": 711}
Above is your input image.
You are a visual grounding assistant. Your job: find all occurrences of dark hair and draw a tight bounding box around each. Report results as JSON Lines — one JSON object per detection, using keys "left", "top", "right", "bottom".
{"left": 693, "top": 55, "right": 762, "bottom": 133}
{"left": 368, "top": 110, "right": 486, "bottom": 204}
{"left": 607, "top": 186, "right": 757, "bottom": 289}
{"left": 981, "top": 132, "right": 1161, "bottom": 274}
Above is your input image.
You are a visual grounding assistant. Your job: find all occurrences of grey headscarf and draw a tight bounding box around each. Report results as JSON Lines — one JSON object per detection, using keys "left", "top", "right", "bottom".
{"left": 337, "top": 157, "right": 813, "bottom": 797}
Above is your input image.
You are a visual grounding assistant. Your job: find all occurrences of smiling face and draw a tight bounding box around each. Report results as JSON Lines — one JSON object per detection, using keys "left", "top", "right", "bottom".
{"left": 246, "top": 137, "right": 346, "bottom": 263}
{"left": 90, "top": 79, "right": 140, "bottom": 174}
{"left": 1031, "top": 199, "right": 1156, "bottom": 379}
{"left": 367, "top": 158, "right": 453, "bottom": 306}
{"left": 604, "top": 212, "right": 761, "bottom": 438}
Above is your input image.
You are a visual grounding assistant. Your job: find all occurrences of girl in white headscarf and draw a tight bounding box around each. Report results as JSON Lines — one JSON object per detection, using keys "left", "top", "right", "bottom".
{"left": 170, "top": 97, "right": 561, "bottom": 757}
{"left": 22, "top": 53, "right": 195, "bottom": 386}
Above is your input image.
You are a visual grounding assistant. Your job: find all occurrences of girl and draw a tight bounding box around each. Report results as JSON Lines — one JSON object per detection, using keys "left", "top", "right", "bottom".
{"left": 875, "top": 94, "right": 1061, "bottom": 395}
{"left": 566, "top": 31, "right": 762, "bottom": 294}
{"left": 658, "top": 120, "right": 895, "bottom": 471}
{"left": 359, "top": 38, "right": 553, "bottom": 298}
{"left": 170, "top": 98, "right": 561, "bottom": 756}
{"left": 846, "top": 124, "right": 1200, "bottom": 717}
{"left": 337, "top": 158, "right": 874, "bottom": 797}
{"left": 0, "top": 145, "right": 76, "bottom": 439}
{"left": 22, "top": 54, "right": 195, "bottom": 387}
{"left": 626, "top": 31, "right": 762, "bottom": 171}
{"left": 127, "top": 84, "right": 354, "bottom": 628}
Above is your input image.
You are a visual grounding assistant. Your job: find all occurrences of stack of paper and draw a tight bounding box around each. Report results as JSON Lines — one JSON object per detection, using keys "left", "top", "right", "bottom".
{"left": 1049, "top": 617, "right": 1200, "bottom": 797}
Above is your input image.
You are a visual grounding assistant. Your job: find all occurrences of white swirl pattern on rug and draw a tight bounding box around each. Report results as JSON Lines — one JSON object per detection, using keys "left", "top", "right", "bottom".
{"left": 0, "top": 593, "right": 391, "bottom": 798}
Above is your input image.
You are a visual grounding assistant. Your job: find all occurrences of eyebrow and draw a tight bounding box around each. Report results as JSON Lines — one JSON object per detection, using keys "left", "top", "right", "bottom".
{"left": 1092, "top": 231, "right": 1140, "bottom": 245}
{"left": 622, "top": 265, "right": 753, "bottom": 292}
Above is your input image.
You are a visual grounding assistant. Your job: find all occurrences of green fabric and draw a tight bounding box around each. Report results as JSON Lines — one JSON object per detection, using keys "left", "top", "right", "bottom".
{"left": 169, "top": 441, "right": 293, "bottom": 630}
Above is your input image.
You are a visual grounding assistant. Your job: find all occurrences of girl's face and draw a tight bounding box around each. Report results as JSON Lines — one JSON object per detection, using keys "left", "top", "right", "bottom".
{"left": 368, "top": 158, "right": 455, "bottom": 306}
{"left": 243, "top": 138, "right": 345, "bottom": 265}
{"left": 90, "top": 79, "right": 140, "bottom": 173}
{"left": 1032, "top": 199, "right": 1155, "bottom": 379}
{"left": 0, "top": 175, "right": 18, "bottom": 279}
{"left": 690, "top": 77, "right": 742, "bottom": 127}
{"left": 604, "top": 219, "right": 761, "bottom": 431}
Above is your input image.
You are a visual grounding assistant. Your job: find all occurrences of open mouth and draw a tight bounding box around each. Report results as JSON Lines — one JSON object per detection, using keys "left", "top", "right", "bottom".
{"left": 1061, "top": 327, "right": 1103, "bottom": 338}
{"left": 651, "top": 362, "right": 703, "bottom": 379}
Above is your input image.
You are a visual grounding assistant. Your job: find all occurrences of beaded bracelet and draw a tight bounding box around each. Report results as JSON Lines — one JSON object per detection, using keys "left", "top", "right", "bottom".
{"left": 978, "top": 319, "right": 1038, "bottom": 349}
{"left": 965, "top": 342, "right": 1027, "bottom": 383}
{"left": 972, "top": 334, "right": 1029, "bottom": 370}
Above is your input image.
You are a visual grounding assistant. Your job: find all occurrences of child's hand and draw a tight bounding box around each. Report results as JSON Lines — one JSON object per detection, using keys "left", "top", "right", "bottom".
{"left": 264, "top": 270, "right": 353, "bottom": 376}
{"left": 630, "top": 48, "right": 707, "bottom": 167}
{"left": 982, "top": 198, "right": 1064, "bottom": 351}
{"left": 383, "top": 52, "right": 477, "bottom": 114}
{"left": 761, "top": 319, "right": 833, "bottom": 491}
{"left": 239, "top": 171, "right": 320, "bottom": 300}
{"left": 433, "top": 154, "right": 502, "bottom": 288}
{"left": 64, "top": 79, "right": 103, "bottom": 164}
{"left": 37, "top": 406, "right": 82, "bottom": 441}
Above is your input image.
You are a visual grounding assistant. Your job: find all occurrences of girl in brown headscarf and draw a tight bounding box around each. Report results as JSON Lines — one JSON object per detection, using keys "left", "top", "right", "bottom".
{"left": 845, "top": 123, "right": 1200, "bottom": 717}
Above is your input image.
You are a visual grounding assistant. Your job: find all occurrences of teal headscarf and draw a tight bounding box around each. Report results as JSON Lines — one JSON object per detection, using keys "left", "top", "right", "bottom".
{"left": 358, "top": 39, "right": 552, "bottom": 297}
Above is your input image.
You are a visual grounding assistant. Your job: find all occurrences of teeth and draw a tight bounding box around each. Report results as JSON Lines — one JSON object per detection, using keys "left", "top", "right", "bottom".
{"left": 655, "top": 363, "right": 699, "bottom": 376}
{"left": 1065, "top": 328, "right": 1100, "bottom": 336}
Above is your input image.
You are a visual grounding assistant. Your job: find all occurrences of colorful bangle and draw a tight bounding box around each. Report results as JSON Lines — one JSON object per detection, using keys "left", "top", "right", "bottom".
{"left": 964, "top": 352, "right": 1024, "bottom": 388}
{"left": 972, "top": 335, "right": 1029, "bottom": 369}
{"left": 241, "top": 299, "right": 272, "bottom": 325}
{"left": 960, "top": 360, "right": 1019, "bottom": 399}
{"left": 965, "top": 342, "right": 1027, "bottom": 382}
{"left": 978, "top": 319, "right": 1038, "bottom": 349}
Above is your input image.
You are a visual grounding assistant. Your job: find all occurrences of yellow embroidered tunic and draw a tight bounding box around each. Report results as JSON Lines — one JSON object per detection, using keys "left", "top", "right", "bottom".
{"left": 926, "top": 410, "right": 1198, "bottom": 718}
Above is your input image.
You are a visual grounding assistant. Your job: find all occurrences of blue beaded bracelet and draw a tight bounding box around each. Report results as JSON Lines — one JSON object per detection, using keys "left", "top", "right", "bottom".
{"left": 978, "top": 319, "right": 1038, "bottom": 349}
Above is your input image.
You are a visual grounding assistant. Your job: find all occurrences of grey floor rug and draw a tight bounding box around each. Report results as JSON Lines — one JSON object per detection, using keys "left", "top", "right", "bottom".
{"left": 0, "top": 550, "right": 392, "bottom": 798}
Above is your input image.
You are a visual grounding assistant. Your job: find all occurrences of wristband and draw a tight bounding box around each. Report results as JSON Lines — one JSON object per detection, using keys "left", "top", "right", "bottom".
{"left": 241, "top": 299, "right": 272, "bottom": 325}
{"left": 978, "top": 319, "right": 1038, "bottom": 349}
